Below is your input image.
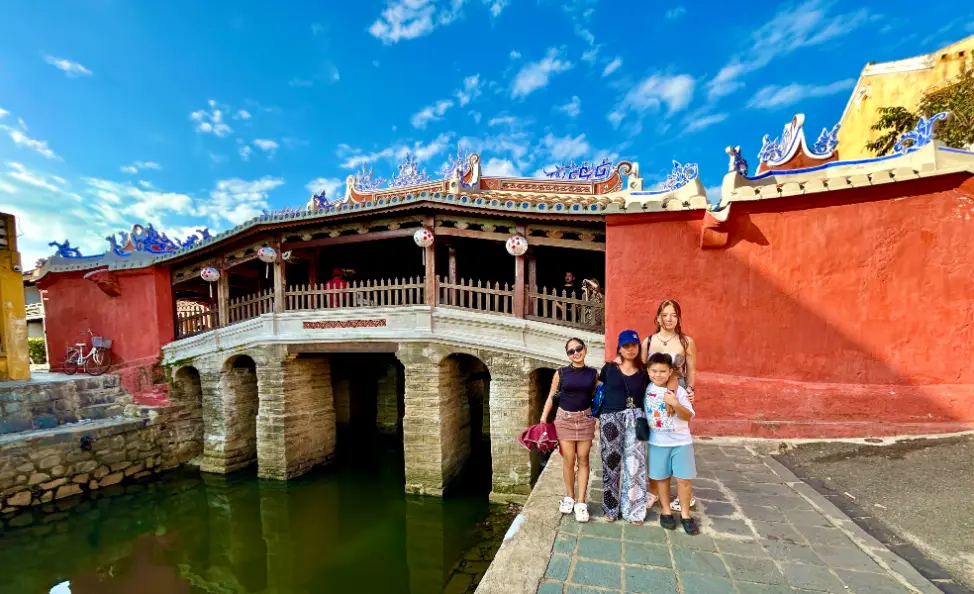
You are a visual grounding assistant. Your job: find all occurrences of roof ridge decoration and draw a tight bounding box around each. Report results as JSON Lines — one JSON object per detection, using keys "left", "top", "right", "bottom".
{"left": 755, "top": 114, "right": 840, "bottom": 174}
{"left": 894, "top": 112, "right": 949, "bottom": 154}
{"left": 390, "top": 153, "right": 433, "bottom": 187}
{"left": 543, "top": 158, "right": 614, "bottom": 181}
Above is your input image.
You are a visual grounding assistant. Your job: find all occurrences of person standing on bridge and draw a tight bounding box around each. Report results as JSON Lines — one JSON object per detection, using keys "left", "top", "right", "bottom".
{"left": 597, "top": 330, "right": 649, "bottom": 524}
{"left": 540, "top": 338, "right": 598, "bottom": 523}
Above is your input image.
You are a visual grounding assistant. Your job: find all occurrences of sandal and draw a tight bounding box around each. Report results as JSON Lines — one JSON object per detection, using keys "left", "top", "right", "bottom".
{"left": 646, "top": 493, "right": 659, "bottom": 509}
{"left": 681, "top": 517, "right": 700, "bottom": 535}
{"left": 671, "top": 497, "right": 696, "bottom": 511}
{"left": 659, "top": 514, "right": 677, "bottom": 530}
{"left": 574, "top": 502, "right": 590, "bottom": 523}
{"left": 559, "top": 497, "right": 575, "bottom": 514}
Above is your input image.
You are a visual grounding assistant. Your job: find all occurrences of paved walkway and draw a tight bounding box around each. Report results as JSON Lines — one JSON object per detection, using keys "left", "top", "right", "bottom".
{"left": 538, "top": 443, "right": 940, "bottom": 593}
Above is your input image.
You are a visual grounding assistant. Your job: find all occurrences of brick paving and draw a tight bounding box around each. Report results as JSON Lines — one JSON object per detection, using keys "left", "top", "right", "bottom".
{"left": 537, "top": 443, "right": 940, "bottom": 593}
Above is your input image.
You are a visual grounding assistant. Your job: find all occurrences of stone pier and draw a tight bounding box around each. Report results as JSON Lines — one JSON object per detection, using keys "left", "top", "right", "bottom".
{"left": 486, "top": 355, "right": 540, "bottom": 502}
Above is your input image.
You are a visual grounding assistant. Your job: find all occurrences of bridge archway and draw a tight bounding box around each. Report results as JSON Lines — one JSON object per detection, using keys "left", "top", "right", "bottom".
{"left": 441, "top": 353, "right": 492, "bottom": 495}
{"left": 220, "top": 354, "right": 259, "bottom": 472}
{"left": 529, "top": 367, "right": 556, "bottom": 485}
{"left": 170, "top": 365, "right": 204, "bottom": 463}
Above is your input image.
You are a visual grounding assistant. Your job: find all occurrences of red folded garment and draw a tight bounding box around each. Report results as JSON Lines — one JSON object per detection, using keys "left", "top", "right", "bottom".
{"left": 518, "top": 423, "right": 559, "bottom": 452}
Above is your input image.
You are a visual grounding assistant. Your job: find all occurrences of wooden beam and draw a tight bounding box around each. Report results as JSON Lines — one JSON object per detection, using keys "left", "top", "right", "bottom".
{"left": 424, "top": 215, "right": 437, "bottom": 307}
{"left": 283, "top": 227, "right": 415, "bottom": 249}
{"left": 272, "top": 235, "right": 285, "bottom": 313}
{"left": 434, "top": 226, "right": 606, "bottom": 252}
{"left": 514, "top": 224, "right": 526, "bottom": 319}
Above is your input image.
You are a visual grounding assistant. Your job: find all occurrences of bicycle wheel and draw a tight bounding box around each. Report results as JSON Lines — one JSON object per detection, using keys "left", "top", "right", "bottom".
{"left": 85, "top": 348, "right": 112, "bottom": 376}
{"left": 64, "top": 348, "right": 81, "bottom": 375}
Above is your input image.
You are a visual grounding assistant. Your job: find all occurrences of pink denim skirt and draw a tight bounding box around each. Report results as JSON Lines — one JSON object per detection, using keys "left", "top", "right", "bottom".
{"left": 554, "top": 408, "right": 596, "bottom": 442}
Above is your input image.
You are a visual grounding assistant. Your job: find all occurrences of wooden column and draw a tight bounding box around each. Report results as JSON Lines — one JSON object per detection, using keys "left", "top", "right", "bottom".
{"left": 424, "top": 216, "right": 437, "bottom": 307}
{"left": 447, "top": 246, "right": 457, "bottom": 306}
{"left": 513, "top": 224, "right": 526, "bottom": 319}
{"left": 308, "top": 250, "right": 318, "bottom": 287}
{"left": 217, "top": 256, "right": 229, "bottom": 327}
{"left": 272, "top": 237, "right": 285, "bottom": 313}
{"left": 526, "top": 254, "right": 537, "bottom": 316}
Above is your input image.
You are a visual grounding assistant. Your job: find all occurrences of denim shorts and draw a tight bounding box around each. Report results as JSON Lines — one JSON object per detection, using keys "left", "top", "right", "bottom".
{"left": 648, "top": 444, "right": 696, "bottom": 480}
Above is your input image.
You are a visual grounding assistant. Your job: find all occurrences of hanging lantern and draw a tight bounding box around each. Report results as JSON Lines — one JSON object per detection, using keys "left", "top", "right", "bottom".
{"left": 413, "top": 228, "right": 434, "bottom": 248}
{"left": 201, "top": 267, "right": 220, "bottom": 298}
{"left": 506, "top": 235, "right": 528, "bottom": 257}
{"left": 257, "top": 246, "right": 277, "bottom": 278}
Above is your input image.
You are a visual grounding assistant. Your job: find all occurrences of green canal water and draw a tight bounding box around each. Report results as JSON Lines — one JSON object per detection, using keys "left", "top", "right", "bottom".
{"left": 0, "top": 439, "right": 520, "bottom": 594}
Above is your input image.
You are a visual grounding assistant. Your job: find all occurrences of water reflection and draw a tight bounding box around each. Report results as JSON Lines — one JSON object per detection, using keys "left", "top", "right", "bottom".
{"left": 1, "top": 442, "right": 505, "bottom": 594}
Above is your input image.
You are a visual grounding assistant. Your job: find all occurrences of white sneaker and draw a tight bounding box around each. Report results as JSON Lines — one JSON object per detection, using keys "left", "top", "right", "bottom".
{"left": 574, "top": 502, "right": 590, "bottom": 523}
{"left": 670, "top": 497, "right": 696, "bottom": 511}
{"left": 559, "top": 497, "right": 575, "bottom": 514}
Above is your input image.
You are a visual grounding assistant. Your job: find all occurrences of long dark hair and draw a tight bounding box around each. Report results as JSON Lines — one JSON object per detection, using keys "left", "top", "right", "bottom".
{"left": 655, "top": 299, "right": 689, "bottom": 355}
{"left": 565, "top": 337, "right": 586, "bottom": 351}
{"left": 616, "top": 342, "right": 645, "bottom": 370}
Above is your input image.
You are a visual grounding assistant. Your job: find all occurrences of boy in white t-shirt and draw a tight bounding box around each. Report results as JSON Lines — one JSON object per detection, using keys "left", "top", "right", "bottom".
{"left": 644, "top": 352, "right": 699, "bottom": 535}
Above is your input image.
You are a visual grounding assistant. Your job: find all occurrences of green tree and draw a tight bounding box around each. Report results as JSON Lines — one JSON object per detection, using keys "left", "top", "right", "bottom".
{"left": 866, "top": 69, "right": 974, "bottom": 155}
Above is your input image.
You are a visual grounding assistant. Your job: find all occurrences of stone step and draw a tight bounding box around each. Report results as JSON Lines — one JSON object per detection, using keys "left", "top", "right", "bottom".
{"left": 78, "top": 402, "right": 125, "bottom": 421}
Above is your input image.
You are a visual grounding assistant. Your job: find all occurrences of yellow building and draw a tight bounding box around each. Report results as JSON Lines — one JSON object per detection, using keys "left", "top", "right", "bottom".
{"left": 837, "top": 34, "right": 974, "bottom": 160}
{"left": 0, "top": 212, "right": 30, "bottom": 381}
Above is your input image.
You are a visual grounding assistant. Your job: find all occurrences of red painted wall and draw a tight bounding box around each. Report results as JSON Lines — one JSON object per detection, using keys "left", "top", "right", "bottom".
{"left": 38, "top": 266, "right": 174, "bottom": 406}
{"left": 605, "top": 173, "right": 974, "bottom": 438}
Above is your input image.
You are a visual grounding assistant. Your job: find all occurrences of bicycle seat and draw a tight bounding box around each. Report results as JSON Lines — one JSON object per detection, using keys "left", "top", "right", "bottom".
{"left": 75, "top": 343, "right": 86, "bottom": 348}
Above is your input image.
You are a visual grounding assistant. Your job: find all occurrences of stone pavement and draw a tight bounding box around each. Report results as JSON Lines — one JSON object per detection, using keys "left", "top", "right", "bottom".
{"left": 538, "top": 443, "right": 940, "bottom": 593}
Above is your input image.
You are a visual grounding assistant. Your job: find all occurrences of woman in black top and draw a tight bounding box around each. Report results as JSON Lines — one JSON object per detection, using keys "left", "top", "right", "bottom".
{"left": 597, "top": 329, "right": 650, "bottom": 524}
{"left": 540, "top": 337, "right": 598, "bottom": 522}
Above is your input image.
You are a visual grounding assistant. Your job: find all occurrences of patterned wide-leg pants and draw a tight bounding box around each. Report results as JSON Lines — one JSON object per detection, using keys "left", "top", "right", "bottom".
{"left": 600, "top": 409, "right": 648, "bottom": 522}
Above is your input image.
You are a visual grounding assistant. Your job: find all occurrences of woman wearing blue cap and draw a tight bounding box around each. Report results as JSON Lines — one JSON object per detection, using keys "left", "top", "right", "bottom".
{"left": 596, "top": 329, "right": 650, "bottom": 524}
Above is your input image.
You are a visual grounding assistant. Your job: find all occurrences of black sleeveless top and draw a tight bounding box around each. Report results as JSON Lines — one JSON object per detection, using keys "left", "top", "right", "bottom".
{"left": 557, "top": 366, "right": 598, "bottom": 412}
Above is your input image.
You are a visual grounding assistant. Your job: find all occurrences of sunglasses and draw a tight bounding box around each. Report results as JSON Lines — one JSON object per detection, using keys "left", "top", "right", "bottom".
{"left": 566, "top": 347, "right": 585, "bottom": 356}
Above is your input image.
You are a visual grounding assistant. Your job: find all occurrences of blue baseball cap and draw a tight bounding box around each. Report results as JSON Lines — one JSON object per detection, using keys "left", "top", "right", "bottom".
{"left": 618, "top": 329, "right": 640, "bottom": 347}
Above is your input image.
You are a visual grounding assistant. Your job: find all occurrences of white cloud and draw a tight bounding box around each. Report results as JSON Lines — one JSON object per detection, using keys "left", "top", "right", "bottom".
{"left": 338, "top": 133, "right": 454, "bottom": 169}
{"left": 0, "top": 108, "right": 8, "bottom": 120}
{"left": 209, "top": 152, "right": 228, "bottom": 164}
{"left": 43, "top": 56, "right": 92, "bottom": 77}
{"left": 190, "top": 100, "right": 233, "bottom": 137}
{"left": 608, "top": 73, "right": 695, "bottom": 129}
{"left": 234, "top": 109, "right": 252, "bottom": 120}
{"left": 239, "top": 145, "right": 253, "bottom": 161}
{"left": 539, "top": 133, "right": 591, "bottom": 161}
{"left": 368, "top": 0, "right": 506, "bottom": 43}
{"left": 138, "top": 180, "right": 153, "bottom": 189}
{"left": 512, "top": 48, "right": 573, "bottom": 99}
{"left": 555, "top": 96, "right": 582, "bottom": 118}
{"left": 331, "top": 67, "right": 341, "bottom": 82}
{"left": 7, "top": 129, "right": 61, "bottom": 160}
{"left": 488, "top": 114, "right": 521, "bottom": 127}
{"left": 685, "top": 112, "right": 728, "bottom": 133}
{"left": 200, "top": 177, "right": 286, "bottom": 226}
{"left": 455, "top": 74, "right": 483, "bottom": 106}
{"left": 470, "top": 111, "right": 482, "bottom": 124}
{"left": 509, "top": 50, "right": 521, "bottom": 59}
{"left": 665, "top": 6, "right": 687, "bottom": 19}
{"left": 119, "top": 161, "right": 161, "bottom": 175}
{"left": 0, "top": 180, "right": 17, "bottom": 194}
{"left": 17, "top": 118, "right": 27, "bottom": 131}
{"left": 482, "top": 157, "right": 520, "bottom": 177}
{"left": 282, "top": 137, "right": 310, "bottom": 149}
{"left": 411, "top": 99, "right": 454, "bottom": 128}
{"left": 305, "top": 177, "right": 346, "bottom": 200}
{"left": 707, "top": 0, "right": 872, "bottom": 100}
{"left": 602, "top": 57, "right": 622, "bottom": 77}
{"left": 5, "top": 162, "right": 70, "bottom": 193}
{"left": 253, "top": 139, "right": 280, "bottom": 156}
{"left": 581, "top": 47, "right": 599, "bottom": 64}
{"left": 747, "top": 79, "right": 856, "bottom": 109}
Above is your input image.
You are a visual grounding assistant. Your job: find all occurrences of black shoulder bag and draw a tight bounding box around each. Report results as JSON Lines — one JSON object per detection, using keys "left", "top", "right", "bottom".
{"left": 624, "top": 371, "right": 650, "bottom": 441}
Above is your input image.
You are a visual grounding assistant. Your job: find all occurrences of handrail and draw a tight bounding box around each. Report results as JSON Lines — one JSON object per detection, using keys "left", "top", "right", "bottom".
{"left": 25, "top": 302, "right": 44, "bottom": 319}
{"left": 527, "top": 286, "right": 604, "bottom": 331}
{"left": 286, "top": 277, "right": 426, "bottom": 310}
{"left": 438, "top": 277, "right": 514, "bottom": 316}
{"left": 228, "top": 289, "right": 275, "bottom": 324}
{"left": 175, "top": 302, "right": 219, "bottom": 339}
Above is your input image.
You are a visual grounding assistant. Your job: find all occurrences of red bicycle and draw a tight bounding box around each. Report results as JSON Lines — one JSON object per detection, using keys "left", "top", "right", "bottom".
{"left": 64, "top": 329, "right": 113, "bottom": 376}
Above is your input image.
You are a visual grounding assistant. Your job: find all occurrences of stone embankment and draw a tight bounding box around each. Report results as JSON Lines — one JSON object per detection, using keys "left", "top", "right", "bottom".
{"left": 0, "top": 375, "right": 201, "bottom": 526}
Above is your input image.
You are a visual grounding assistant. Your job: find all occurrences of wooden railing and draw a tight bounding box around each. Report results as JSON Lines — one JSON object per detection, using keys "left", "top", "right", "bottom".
{"left": 286, "top": 277, "right": 426, "bottom": 310}
{"left": 173, "top": 277, "right": 605, "bottom": 340}
{"left": 438, "top": 277, "right": 514, "bottom": 316}
{"left": 527, "top": 287, "right": 604, "bottom": 331}
{"left": 176, "top": 303, "right": 219, "bottom": 339}
{"left": 227, "top": 289, "right": 275, "bottom": 324}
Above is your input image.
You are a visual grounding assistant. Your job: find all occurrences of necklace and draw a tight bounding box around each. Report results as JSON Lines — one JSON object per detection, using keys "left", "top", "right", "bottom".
{"left": 657, "top": 332, "right": 678, "bottom": 346}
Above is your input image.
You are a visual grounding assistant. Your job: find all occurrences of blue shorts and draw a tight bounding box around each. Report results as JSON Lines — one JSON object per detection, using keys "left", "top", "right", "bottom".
{"left": 648, "top": 444, "right": 696, "bottom": 480}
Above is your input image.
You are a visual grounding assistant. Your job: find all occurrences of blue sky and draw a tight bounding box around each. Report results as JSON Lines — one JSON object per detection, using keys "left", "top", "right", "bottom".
{"left": 1, "top": 0, "right": 972, "bottom": 266}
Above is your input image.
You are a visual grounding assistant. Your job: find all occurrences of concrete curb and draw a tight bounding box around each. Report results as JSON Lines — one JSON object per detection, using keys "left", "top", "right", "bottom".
{"left": 475, "top": 452, "right": 565, "bottom": 594}
{"left": 768, "top": 454, "right": 971, "bottom": 594}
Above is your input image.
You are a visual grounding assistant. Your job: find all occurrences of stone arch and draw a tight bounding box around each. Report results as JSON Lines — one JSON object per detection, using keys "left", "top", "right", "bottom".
{"left": 219, "top": 354, "right": 259, "bottom": 473}
{"left": 169, "top": 365, "right": 204, "bottom": 463}
{"left": 440, "top": 352, "right": 492, "bottom": 494}
{"left": 528, "top": 366, "right": 558, "bottom": 485}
